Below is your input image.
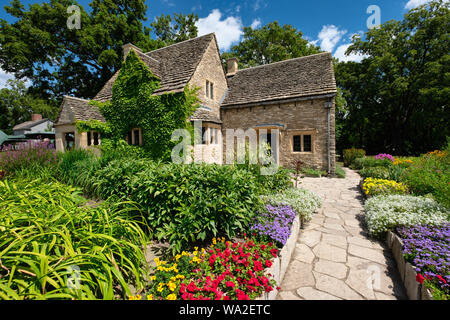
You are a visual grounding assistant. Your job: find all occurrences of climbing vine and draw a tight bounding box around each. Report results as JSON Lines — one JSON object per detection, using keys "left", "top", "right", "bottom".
{"left": 77, "top": 50, "right": 199, "bottom": 161}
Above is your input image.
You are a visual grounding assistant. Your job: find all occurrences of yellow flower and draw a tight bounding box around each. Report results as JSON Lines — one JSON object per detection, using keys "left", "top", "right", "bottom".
{"left": 147, "top": 294, "right": 153, "bottom": 300}
{"left": 168, "top": 282, "right": 177, "bottom": 292}
{"left": 166, "top": 294, "right": 177, "bottom": 300}
{"left": 135, "top": 295, "right": 142, "bottom": 300}
{"left": 151, "top": 276, "right": 156, "bottom": 281}
{"left": 212, "top": 238, "right": 217, "bottom": 245}
{"left": 129, "top": 295, "right": 135, "bottom": 300}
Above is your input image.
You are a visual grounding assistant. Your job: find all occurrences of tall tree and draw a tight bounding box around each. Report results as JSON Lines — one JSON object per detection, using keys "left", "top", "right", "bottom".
{"left": 336, "top": 0, "right": 449, "bottom": 155}
{"left": 222, "top": 21, "right": 321, "bottom": 70}
{"left": 0, "top": 79, "right": 56, "bottom": 134}
{"left": 151, "top": 13, "right": 198, "bottom": 46}
{"left": 0, "top": 0, "right": 199, "bottom": 103}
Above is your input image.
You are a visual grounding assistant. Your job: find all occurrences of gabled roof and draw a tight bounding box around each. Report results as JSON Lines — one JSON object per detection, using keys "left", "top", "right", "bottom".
{"left": 93, "top": 33, "right": 215, "bottom": 102}
{"left": 190, "top": 107, "right": 222, "bottom": 124}
{"left": 55, "top": 96, "right": 105, "bottom": 125}
{"left": 221, "top": 52, "right": 337, "bottom": 108}
{"left": 13, "top": 118, "right": 52, "bottom": 131}
{"left": 0, "top": 130, "right": 26, "bottom": 145}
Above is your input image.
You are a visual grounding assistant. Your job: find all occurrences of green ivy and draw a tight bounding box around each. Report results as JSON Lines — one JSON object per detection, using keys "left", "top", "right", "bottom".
{"left": 77, "top": 50, "right": 199, "bottom": 161}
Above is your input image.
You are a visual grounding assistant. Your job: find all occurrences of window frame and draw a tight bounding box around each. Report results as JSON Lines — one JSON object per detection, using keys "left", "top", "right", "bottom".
{"left": 290, "top": 130, "right": 315, "bottom": 154}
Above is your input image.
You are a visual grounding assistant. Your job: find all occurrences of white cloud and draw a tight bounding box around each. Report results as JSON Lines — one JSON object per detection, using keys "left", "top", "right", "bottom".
{"left": 161, "top": 0, "right": 175, "bottom": 7}
{"left": 251, "top": 18, "right": 262, "bottom": 29}
{"left": 196, "top": 9, "right": 243, "bottom": 51}
{"left": 0, "top": 69, "right": 15, "bottom": 89}
{"left": 253, "top": 0, "right": 267, "bottom": 11}
{"left": 404, "top": 0, "right": 431, "bottom": 9}
{"left": 317, "top": 25, "right": 347, "bottom": 52}
{"left": 334, "top": 43, "right": 367, "bottom": 63}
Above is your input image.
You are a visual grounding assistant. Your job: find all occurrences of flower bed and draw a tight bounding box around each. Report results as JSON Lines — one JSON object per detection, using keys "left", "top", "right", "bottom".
{"left": 397, "top": 224, "right": 449, "bottom": 300}
{"left": 362, "top": 177, "right": 409, "bottom": 197}
{"left": 364, "top": 195, "right": 447, "bottom": 238}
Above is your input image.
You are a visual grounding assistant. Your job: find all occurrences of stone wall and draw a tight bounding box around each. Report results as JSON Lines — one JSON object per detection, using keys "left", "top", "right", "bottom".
{"left": 188, "top": 39, "right": 228, "bottom": 119}
{"left": 220, "top": 98, "right": 336, "bottom": 173}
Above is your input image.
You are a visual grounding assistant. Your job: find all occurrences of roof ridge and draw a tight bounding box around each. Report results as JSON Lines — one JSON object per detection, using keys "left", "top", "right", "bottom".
{"left": 64, "top": 95, "right": 90, "bottom": 102}
{"left": 144, "top": 33, "right": 215, "bottom": 55}
{"left": 236, "top": 52, "right": 332, "bottom": 73}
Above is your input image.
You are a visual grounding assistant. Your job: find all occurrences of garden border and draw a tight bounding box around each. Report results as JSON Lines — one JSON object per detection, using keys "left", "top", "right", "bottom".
{"left": 386, "top": 231, "right": 434, "bottom": 300}
{"left": 257, "top": 214, "right": 301, "bottom": 300}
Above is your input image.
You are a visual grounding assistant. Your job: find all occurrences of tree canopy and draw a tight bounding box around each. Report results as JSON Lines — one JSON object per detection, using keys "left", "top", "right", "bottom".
{"left": 335, "top": 0, "right": 449, "bottom": 155}
{"left": 222, "top": 21, "right": 321, "bottom": 70}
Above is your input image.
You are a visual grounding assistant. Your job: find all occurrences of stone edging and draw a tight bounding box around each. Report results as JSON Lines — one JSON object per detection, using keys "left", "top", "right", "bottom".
{"left": 257, "top": 215, "right": 301, "bottom": 300}
{"left": 386, "top": 231, "right": 434, "bottom": 300}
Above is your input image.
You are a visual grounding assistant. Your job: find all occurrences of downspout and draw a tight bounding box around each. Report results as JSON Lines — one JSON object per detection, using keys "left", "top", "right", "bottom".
{"left": 325, "top": 99, "right": 332, "bottom": 174}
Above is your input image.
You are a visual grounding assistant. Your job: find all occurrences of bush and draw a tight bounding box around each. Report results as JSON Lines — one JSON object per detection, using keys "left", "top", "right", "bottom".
{"left": 0, "top": 178, "right": 150, "bottom": 300}
{"left": 360, "top": 166, "right": 390, "bottom": 180}
{"left": 364, "top": 195, "right": 448, "bottom": 238}
{"left": 351, "top": 157, "right": 393, "bottom": 170}
{"left": 362, "top": 178, "right": 409, "bottom": 197}
{"left": 264, "top": 188, "right": 322, "bottom": 222}
{"left": 94, "top": 161, "right": 265, "bottom": 253}
{"left": 343, "top": 148, "right": 366, "bottom": 167}
{"left": 238, "top": 164, "right": 293, "bottom": 194}
{"left": 400, "top": 148, "right": 450, "bottom": 208}
{"left": 301, "top": 168, "right": 327, "bottom": 177}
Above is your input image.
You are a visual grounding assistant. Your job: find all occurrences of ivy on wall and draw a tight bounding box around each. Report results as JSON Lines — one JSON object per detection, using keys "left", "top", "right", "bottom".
{"left": 77, "top": 50, "right": 199, "bottom": 161}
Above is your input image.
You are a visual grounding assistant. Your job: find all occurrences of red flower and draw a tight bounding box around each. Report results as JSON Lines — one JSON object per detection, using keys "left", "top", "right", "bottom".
{"left": 187, "top": 281, "right": 197, "bottom": 292}
{"left": 225, "top": 281, "right": 235, "bottom": 288}
{"left": 416, "top": 274, "right": 425, "bottom": 284}
{"left": 209, "top": 254, "right": 216, "bottom": 267}
{"left": 265, "top": 259, "right": 272, "bottom": 268}
{"left": 270, "top": 248, "right": 278, "bottom": 257}
{"left": 253, "top": 260, "right": 263, "bottom": 272}
{"left": 265, "top": 286, "right": 273, "bottom": 293}
{"left": 437, "top": 275, "right": 447, "bottom": 284}
{"left": 260, "top": 244, "right": 267, "bottom": 251}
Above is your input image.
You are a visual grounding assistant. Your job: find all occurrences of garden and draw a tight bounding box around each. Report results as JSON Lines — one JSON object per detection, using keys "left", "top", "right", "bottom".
{"left": 344, "top": 145, "right": 450, "bottom": 300}
{"left": 0, "top": 141, "right": 322, "bottom": 300}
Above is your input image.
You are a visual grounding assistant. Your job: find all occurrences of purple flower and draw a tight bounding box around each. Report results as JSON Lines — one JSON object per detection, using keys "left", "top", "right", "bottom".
{"left": 375, "top": 153, "right": 395, "bottom": 162}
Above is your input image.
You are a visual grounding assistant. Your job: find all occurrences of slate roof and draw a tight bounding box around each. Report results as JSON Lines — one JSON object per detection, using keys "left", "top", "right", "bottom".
{"left": 13, "top": 118, "right": 51, "bottom": 131}
{"left": 55, "top": 96, "right": 105, "bottom": 125}
{"left": 93, "top": 33, "right": 215, "bottom": 102}
{"left": 189, "top": 107, "right": 222, "bottom": 124}
{"left": 221, "top": 52, "right": 337, "bottom": 108}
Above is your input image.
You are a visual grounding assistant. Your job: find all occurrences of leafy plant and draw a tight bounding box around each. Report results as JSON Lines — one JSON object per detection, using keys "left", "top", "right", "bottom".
{"left": 360, "top": 166, "right": 390, "bottom": 180}
{"left": 0, "top": 178, "right": 150, "bottom": 300}
{"left": 301, "top": 168, "right": 327, "bottom": 177}
{"left": 362, "top": 178, "right": 409, "bottom": 196}
{"left": 343, "top": 148, "right": 366, "bottom": 167}
{"left": 351, "top": 156, "right": 394, "bottom": 170}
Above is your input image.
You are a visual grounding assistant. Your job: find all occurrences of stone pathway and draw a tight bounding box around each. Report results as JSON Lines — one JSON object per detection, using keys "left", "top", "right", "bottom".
{"left": 277, "top": 168, "right": 407, "bottom": 300}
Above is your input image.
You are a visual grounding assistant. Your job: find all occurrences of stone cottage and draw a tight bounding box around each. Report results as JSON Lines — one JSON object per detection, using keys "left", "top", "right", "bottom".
{"left": 54, "top": 33, "right": 337, "bottom": 173}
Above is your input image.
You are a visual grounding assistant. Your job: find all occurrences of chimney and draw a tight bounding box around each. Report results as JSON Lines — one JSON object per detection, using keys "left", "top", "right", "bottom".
{"left": 32, "top": 114, "right": 42, "bottom": 121}
{"left": 226, "top": 58, "right": 239, "bottom": 77}
{"left": 122, "top": 43, "right": 142, "bottom": 61}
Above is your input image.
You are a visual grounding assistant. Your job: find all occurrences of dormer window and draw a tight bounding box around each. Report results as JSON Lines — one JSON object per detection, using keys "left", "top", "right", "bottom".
{"left": 206, "top": 80, "right": 214, "bottom": 99}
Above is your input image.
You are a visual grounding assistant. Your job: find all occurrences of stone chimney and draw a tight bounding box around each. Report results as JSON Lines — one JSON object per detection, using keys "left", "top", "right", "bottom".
{"left": 122, "top": 43, "right": 142, "bottom": 61}
{"left": 32, "top": 114, "right": 42, "bottom": 121}
{"left": 226, "top": 58, "right": 239, "bottom": 77}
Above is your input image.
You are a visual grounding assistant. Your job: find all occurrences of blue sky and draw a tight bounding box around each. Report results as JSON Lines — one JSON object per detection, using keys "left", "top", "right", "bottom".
{"left": 0, "top": 0, "right": 437, "bottom": 87}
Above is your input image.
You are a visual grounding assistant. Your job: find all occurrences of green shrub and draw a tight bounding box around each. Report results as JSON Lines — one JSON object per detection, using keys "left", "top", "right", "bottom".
{"left": 0, "top": 178, "right": 150, "bottom": 300}
{"left": 343, "top": 148, "right": 366, "bottom": 167}
{"left": 263, "top": 188, "right": 322, "bottom": 222}
{"left": 364, "top": 194, "right": 448, "bottom": 238}
{"left": 237, "top": 164, "right": 293, "bottom": 194}
{"left": 94, "top": 161, "right": 265, "bottom": 253}
{"left": 360, "top": 166, "right": 390, "bottom": 179}
{"left": 351, "top": 156, "right": 393, "bottom": 170}
{"left": 400, "top": 149, "right": 450, "bottom": 208}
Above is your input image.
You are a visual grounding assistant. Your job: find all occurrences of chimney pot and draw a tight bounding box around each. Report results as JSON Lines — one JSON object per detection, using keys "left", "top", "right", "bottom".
{"left": 226, "top": 58, "right": 239, "bottom": 77}
{"left": 32, "top": 114, "right": 42, "bottom": 121}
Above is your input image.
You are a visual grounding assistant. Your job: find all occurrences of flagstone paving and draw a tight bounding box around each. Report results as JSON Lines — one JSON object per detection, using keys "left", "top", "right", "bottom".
{"left": 277, "top": 168, "right": 407, "bottom": 300}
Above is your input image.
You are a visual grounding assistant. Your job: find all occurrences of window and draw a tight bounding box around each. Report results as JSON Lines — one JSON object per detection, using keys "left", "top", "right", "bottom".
{"left": 93, "top": 132, "right": 100, "bottom": 146}
{"left": 87, "top": 132, "right": 92, "bottom": 146}
{"left": 293, "top": 136, "right": 301, "bottom": 152}
{"left": 210, "top": 128, "right": 220, "bottom": 145}
{"left": 126, "top": 128, "right": 142, "bottom": 146}
{"left": 202, "top": 127, "right": 208, "bottom": 145}
{"left": 206, "top": 80, "right": 214, "bottom": 99}
{"left": 303, "top": 135, "right": 312, "bottom": 152}
{"left": 292, "top": 133, "right": 313, "bottom": 153}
